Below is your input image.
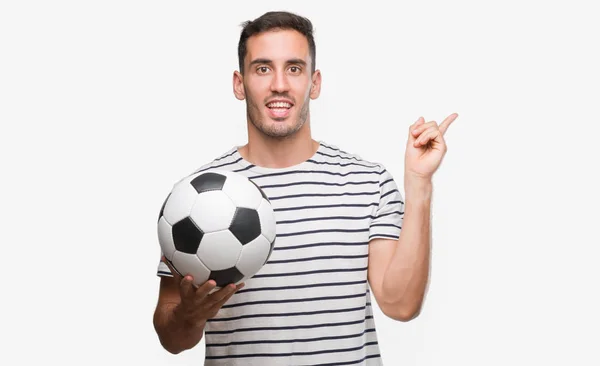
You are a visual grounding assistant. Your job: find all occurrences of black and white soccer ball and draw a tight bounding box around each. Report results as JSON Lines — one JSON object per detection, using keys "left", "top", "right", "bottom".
{"left": 157, "top": 170, "right": 276, "bottom": 288}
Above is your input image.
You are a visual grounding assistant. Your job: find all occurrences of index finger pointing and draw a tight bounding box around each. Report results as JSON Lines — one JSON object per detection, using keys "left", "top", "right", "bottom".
{"left": 439, "top": 113, "right": 458, "bottom": 135}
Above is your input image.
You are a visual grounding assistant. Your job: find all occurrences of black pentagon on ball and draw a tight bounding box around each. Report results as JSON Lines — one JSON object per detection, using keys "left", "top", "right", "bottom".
{"left": 172, "top": 217, "right": 204, "bottom": 254}
{"left": 210, "top": 267, "right": 244, "bottom": 287}
{"left": 229, "top": 207, "right": 261, "bottom": 245}
{"left": 249, "top": 179, "right": 270, "bottom": 202}
{"left": 190, "top": 172, "right": 226, "bottom": 193}
{"left": 158, "top": 193, "right": 171, "bottom": 222}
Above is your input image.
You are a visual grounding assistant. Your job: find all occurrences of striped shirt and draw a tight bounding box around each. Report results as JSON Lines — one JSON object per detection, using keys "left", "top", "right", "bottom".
{"left": 156, "top": 141, "right": 404, "bottom": 365}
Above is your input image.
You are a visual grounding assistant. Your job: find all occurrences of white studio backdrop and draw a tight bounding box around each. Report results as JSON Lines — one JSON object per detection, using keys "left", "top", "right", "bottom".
{"left": 1, "top": 0, "right": 599, "bottom": 365}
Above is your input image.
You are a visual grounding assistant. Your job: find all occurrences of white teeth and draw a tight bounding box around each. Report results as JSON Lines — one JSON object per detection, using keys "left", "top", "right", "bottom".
{"left": 267, "top": 102, "right": 291, "bottom": 108}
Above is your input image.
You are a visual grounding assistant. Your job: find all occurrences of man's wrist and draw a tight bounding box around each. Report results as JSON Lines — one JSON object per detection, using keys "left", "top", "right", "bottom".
{"left": 404, "top": 174, "right": 433, "bottom": 202}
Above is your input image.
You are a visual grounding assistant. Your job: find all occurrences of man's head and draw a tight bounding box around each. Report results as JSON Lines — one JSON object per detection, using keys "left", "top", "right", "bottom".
{"left": 233, "top": 11, "right": 322, "bottom": 139}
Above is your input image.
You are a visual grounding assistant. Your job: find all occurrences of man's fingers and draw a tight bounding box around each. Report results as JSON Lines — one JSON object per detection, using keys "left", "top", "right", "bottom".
{"left": 412, "top": 121, "right": 438, "bottom": 137}
{"left": 208, "top": 285, "right": 240, "bottom": 311}
{"left": 409, "top": 117, "right": 424, "bottom": 138}
{"left": 417, "top": 126, "right": 439, "bottom": 142}
{"left": 411, "top": 113, "right": 458, "bottom": 138}
{"left": 213, "top": 291, "right": 237, "bottom": 309}
{"left": 179, "top": 275, "right": 197, "bottom": 299}
{"left": 194, "top": 279, "right": 218, "bottom": 299}
{"left": 439, "top": 113, "right": 458, "bottom": 135}
{"left": 194, "top": 282, "right": 244, "bottom": 321}
{"left": 207, "top": 283, "right": 238, "bottom": 304}
{"left": 415, "top": 127, "right": 441, "bottom": 147}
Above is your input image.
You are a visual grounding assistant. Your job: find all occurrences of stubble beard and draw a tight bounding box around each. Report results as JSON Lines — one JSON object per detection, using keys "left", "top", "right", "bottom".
{"left": 246, "top": 93, "right": 310, "bottom": 139}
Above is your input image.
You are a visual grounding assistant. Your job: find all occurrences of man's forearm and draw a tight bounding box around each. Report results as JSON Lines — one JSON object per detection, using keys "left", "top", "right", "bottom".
{"left": 381, "top": 177, "right": 432, "bottom": 319}
{"left": 153, "top": 302, "right": 206, "bottom": 354}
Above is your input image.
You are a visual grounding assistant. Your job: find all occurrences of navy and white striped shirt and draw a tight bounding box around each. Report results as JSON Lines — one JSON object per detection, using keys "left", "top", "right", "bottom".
{"left": 157, "top": 141, "right": 404, "bottom": 365}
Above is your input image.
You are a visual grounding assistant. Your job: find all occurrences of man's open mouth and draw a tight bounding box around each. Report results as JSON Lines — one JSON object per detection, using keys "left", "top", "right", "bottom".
{"left": 266, "top": 100, "right": 293, "bottom": 118}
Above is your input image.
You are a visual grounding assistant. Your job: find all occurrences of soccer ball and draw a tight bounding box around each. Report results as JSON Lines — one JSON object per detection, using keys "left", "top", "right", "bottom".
{"left": 157, "top": 170, "right": 276, "bottom": 288}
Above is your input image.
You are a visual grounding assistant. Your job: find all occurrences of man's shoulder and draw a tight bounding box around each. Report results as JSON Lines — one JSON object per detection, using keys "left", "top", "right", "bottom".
{"left": 318, "top": 141, "right": 386, "bottom": 171}
{"left": 190, "top": 146, "right": 241, "bottom": 174}
{"left": 168, "top": 146, "right": 241, "bottom": 188}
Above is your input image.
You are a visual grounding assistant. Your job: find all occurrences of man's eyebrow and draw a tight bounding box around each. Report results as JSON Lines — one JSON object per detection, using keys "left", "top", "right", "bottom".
{"left": 249, "top": 58, "right": 273, "bottom": 66}
{"left": 248, "top": 58, "right": 307, "bottom": 66}
{"left": 287, "top": 58, "right": 307, "bottom": 66}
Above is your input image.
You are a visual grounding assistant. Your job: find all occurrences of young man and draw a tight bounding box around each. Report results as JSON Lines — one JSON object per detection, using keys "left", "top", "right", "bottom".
{"left": 153, "top": 11, "right": 457, "bottom": 365}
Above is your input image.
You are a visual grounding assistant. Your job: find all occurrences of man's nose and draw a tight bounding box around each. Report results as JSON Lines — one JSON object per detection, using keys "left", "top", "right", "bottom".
{"left": 270, "top": 70, "right": 290, "bottom": 93}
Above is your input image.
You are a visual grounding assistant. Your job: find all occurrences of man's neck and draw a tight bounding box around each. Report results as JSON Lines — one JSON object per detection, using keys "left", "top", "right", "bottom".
{"left": 239, "top": 129, "right": 319, "bottom": 169}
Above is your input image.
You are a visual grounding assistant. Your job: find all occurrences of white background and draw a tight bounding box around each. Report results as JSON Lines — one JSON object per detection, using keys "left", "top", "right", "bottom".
{"left": 1, "top": 0, "right": 599, "bottom": 365}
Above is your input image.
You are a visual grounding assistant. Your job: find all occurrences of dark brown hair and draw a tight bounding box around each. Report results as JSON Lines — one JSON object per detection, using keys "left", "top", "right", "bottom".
{"left": 238, "top": 11, "right": 316, "bottom": 74}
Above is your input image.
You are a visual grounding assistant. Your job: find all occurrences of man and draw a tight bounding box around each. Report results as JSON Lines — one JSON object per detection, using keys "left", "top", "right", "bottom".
{"left": 153, "top": 10, "right": 457, "bottom": 365}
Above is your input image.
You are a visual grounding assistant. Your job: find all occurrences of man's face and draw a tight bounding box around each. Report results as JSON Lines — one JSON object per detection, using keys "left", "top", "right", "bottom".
{"left": 234, "top": 29, "right": 321, "bottom": 138}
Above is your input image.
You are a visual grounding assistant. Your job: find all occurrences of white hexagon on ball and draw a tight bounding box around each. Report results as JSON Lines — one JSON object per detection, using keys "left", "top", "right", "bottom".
{"left": 162, "top": 175, "right": 201, "bottom": 225}
{"left": 237, "top": 235, "right": 272, "bottom": 277}
{"left": 221, "top": 171, "right": 262, "bottom": 209}
{"left": 171, "top": 250, "right": 211, "bottom": 286}
{"left": 189, "top": 190, "right": 236, "bottom": 233}
{"left": 197, "top": 230, "right": 243, "bottom": 271}
{"left": 157, "top": 216, "right": 176, "bottom": 261}
{"left": 257, "top": 199, "right": 276, "bottom": 243}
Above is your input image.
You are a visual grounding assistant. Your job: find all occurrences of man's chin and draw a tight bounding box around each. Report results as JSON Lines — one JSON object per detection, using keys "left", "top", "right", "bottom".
{"left": 263, "top": 111, "right": 293, "bottom": 124}
{"left": 249, "top": 113, "right": 303, "bottom": 138}
{"left": 269, "top": 116, "right": 289, "bottom": 122}
{"left": 262, "top": 123, "right": 299, "bottom": 138}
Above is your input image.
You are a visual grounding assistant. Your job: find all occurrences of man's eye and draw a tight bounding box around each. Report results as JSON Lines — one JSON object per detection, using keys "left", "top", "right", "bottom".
{"left": 290, "top": 66, "right": 300, "bottom": 73}
{"left": 258, "top": 67, "right": 269, "bottom": 73}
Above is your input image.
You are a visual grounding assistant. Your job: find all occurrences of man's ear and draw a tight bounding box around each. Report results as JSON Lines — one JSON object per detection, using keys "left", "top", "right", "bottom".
{"left": 310, "top": 69, "right": 322, "bottom": 99}
{"left": 233, "top": 71, "right": 245, "bottom": 100}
